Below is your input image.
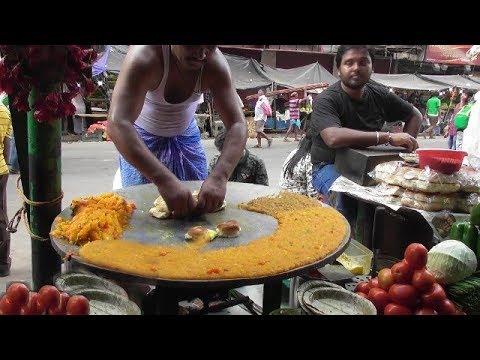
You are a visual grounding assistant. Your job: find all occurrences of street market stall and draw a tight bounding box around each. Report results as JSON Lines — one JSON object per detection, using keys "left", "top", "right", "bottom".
{"left": 50, "top": 182, "right": 351, "bottom": 314}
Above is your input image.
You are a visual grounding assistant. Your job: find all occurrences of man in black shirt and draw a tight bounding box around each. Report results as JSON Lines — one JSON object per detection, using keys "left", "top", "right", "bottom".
{"left": 310, "top": 45, "right": 422, "bottom": 215}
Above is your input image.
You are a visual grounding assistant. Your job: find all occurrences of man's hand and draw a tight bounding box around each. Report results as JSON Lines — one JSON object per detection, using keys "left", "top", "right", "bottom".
{"left": 389, "top": 133, "right": 419, "bottom": 152}
{"left": 157, "top": 178, "right": 196, "bottom": 218}
{"left": 196, "top": 176, "right": 227, "bottom": 214}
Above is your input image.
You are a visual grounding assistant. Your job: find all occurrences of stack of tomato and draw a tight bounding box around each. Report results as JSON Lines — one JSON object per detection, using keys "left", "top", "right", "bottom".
{"left": 354, "top": 243, "right": 465, "bottom": 315}
{"left": 0, "top": 283, "right": 90, "bottom": 315}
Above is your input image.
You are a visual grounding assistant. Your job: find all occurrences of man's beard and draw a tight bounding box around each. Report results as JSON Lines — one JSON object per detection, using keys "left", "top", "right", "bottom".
{"left": 341, "top": 77, "right": 368, "bottom": 90}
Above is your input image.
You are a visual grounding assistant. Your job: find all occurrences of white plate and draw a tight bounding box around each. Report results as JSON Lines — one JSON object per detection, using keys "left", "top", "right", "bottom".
{"left": 297, "top": 280, "right": 347, "bottom": 315}
{"left": 55, "top": 272, "right": 129, "bottom": 299}
{"left": 303, "top": 288, "right": 376, "bottom": 315}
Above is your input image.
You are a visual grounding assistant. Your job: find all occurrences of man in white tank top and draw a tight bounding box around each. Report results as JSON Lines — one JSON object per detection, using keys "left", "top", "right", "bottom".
{"left": 108, "top": 45, "right": 247, "bottom": 218}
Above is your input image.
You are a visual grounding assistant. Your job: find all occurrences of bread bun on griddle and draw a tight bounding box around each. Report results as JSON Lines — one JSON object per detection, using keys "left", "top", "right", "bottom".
{"left": 216, "top": 220, "right": 241, "bottom": 238}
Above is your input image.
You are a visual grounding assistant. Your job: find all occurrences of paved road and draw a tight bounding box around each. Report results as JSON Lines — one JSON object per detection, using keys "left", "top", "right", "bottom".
{"left": 1, "top": 135, "right": 448, "bottom": 290}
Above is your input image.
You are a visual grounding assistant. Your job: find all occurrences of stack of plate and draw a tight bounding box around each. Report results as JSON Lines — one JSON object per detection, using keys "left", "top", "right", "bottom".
{"left": 55, "top": 272, "right": 141, "bottom": 315}
{"left": 297, "top": 280, "right": 376, "bottom": 315}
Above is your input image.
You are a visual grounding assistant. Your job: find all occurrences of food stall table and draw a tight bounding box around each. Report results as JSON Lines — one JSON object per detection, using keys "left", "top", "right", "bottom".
{"left": 329, "top": 176, "right": 469, "bottom": 268}
{"left": 51, "top": 182, "right": 351, "bottom": 314}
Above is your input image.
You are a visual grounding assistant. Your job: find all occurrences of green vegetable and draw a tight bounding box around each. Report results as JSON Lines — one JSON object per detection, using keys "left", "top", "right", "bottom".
{"left": 471, "top": 204, "right": 480, "bottom": 226}
{"left": 426, "top": 240, "right": 477, "bottom": 284}
{"left": 450, "top": 222, "right": 467, "bottom": 240}
{"left": 446, "top": 273, "right": 480, "bottom": 315}
{"left": 449, "top": 221, "right": 478, "bottom": 253}
{"left": 464, "top": 223, "right": 479, "bottom": 253}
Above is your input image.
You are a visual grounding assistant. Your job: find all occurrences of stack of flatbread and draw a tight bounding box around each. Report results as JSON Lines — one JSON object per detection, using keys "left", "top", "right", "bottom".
{"left": 371, "top": 161, "right": 480, "bottom": 213}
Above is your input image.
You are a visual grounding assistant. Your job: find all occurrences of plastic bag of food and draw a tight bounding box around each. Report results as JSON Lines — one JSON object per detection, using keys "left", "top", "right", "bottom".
{"left": 431, "top": 211, "right": 457, "bottom": 238}
{"left": 456, "top": 167, "right": 480, "bottom": 193}
{"left": 401, "top": 190, "right": 457, "bottom": 211}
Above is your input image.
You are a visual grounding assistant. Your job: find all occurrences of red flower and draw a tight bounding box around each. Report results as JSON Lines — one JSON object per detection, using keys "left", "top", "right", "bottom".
{"left": 83, "top": 78, "right": 96, "bottom": 96}
{"left": 0, "top": 45, "right": 98, "bottom": 123}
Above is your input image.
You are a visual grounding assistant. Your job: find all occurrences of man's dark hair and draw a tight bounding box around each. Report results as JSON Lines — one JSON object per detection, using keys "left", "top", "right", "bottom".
{"left": 335, "top": 45, "right": 375, "bottom": 69}
{"left": 431, "top": 91, "right": 439, "bottom": 97}
{"left": 464, "top": 89, "right": 475, "bottom": 98}
{"left": 214, "top": 128, "right": 227, "bottom": 151}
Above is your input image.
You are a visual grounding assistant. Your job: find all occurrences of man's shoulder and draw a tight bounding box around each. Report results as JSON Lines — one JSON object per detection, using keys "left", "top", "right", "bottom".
{"left": 316, "top": 81, "right": 343, "bottom": 102}
{"left": 203, "top": 49, "right": 231, "bottom": 85}
{"left": 128, "top": 45, "right": 162, "bottom": 68}
{"left": 365, "top": 81, "right": 390, "bottom": 97}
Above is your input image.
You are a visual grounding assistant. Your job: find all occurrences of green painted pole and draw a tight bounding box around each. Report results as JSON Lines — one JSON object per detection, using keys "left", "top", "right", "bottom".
{"left": 10, "top": 105, "right": 30, "bottom": 211}
{"left": 27, "top": 87, "right": 62, "bottom": 290}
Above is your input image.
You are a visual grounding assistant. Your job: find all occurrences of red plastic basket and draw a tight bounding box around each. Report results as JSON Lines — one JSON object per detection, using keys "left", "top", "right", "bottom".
{"left": 416, "top": 149, "right": 467, "bottom": 175}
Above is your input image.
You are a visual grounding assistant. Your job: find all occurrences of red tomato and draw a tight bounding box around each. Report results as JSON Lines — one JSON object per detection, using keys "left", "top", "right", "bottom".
{"left": 411, "top": 269, "right": 436, "bottom": 292}
{"left": 356, "top": 292, "right": 368, "bottom": 299}
{"left": 414, "top": 307, "right": 437, "bottom": 315}
{"left": 48, "top": 292, "right": 70, "bottom": 316}
{"left": 404, "top": 243, "right": 428, "bottom": 270}
{"left": 6, "top": 283, "right": 30, "bottom": 307}
{"left": 436, "top": 299, "right": 458, "bottom": 315}
{"left": 20, "top": 292, "right": 41, "bottom": 315}
{"left": 367, "top": 287, "right": 390, "bottom": 313}
{"left": 368, "top": 277, "right": 379, "bottom": 289}
{"left": 37, "top": 285, "right": 60, "bottom": 310}
{"left": 0, "top": 295, "right": 20, "bottom": 315}
{"left": 354, "top": 282, "right": 371, "bottom": 294}
{"left": 377, "top": 268, "right": 394, "bottom": 291}
{"left": 388, "top": 284, "right": 418, "bottom": 308}
{"left": 391, "top": 260, "right": 413, "bottom": 284}
{"left": 384, "top": 303, "right": 412, "bottom": 315}
{"left": 66, "top": 295, "right": 90, "bottom": 315}
{"left": 421, "top": 283, "right": 446, "bottom": 308}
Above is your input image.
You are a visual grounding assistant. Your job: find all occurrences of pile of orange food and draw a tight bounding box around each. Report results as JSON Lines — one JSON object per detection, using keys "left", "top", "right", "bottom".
{"left": 238, "top": 191, "right": 320, "bottom": 217}
{"left": 50, "top": 193, "right": 136, "bottom": 246}
{"left": 79, "top": 192, "right": 348, "bottom": 280}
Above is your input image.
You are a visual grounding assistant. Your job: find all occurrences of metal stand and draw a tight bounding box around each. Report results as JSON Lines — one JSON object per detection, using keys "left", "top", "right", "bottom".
{"left": 370, "top": 206, "right": 386, "bottom": 277}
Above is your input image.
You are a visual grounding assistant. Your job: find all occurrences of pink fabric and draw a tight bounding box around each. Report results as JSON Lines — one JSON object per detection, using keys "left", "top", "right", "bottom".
{"left": 289, "top": 98, "right": 300, "bottom": 119}
{"left": 261, "top": 101, "right": 272, "bottom": 116}
{"left": 448, "top": 103, "right": 462, "bottom": 136}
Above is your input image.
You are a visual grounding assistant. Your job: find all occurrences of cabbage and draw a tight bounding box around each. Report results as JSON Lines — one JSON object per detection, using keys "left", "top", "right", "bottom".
{"left": 426, "top": 240, "right": 477, "bottom": 284}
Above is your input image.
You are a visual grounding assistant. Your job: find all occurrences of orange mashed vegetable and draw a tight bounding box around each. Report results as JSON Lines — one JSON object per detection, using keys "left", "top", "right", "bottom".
{"left": 79, "top": 193, "right": 347, "bottom": 279}
{"left": 50, "top": 193, "right": 136, "bottom": 246}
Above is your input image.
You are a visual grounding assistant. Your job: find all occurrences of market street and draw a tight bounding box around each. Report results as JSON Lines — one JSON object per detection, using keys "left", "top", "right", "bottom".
{"left": 1, "top": 136, "right": 447, "bottom": 290}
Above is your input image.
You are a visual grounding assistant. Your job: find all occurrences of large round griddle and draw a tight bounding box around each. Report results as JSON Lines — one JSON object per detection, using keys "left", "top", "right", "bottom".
{"left": 51, "top": 181, "right": 351, "bottom": 288}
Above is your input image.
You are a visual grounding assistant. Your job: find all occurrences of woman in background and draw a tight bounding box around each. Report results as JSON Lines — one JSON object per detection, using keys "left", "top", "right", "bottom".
{"left": 279, "top": 133, "right": 318, "bottom": 198}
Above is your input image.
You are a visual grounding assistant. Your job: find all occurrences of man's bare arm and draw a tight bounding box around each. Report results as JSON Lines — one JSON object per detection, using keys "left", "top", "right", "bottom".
{"left": 107, "top": 46, "right": 177, "bottom": 187}
{"left": 403, "top": 106, "right": 423, "bottom": 138}
{"left": 321, "top": 127, "right": 418, "bottom": 152}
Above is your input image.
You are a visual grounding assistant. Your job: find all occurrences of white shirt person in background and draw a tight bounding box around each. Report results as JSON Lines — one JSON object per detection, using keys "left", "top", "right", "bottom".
{"left": 253, "top": 89, "right": 273, "bottom": 148}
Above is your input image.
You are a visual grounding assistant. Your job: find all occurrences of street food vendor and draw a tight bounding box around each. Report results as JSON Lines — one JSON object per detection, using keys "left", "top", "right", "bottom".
{"left": 108, "top": 45, "right": 247, "bottom": 217}
{"left": 310, "top": 45, "right": 423, "bottom": 216}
